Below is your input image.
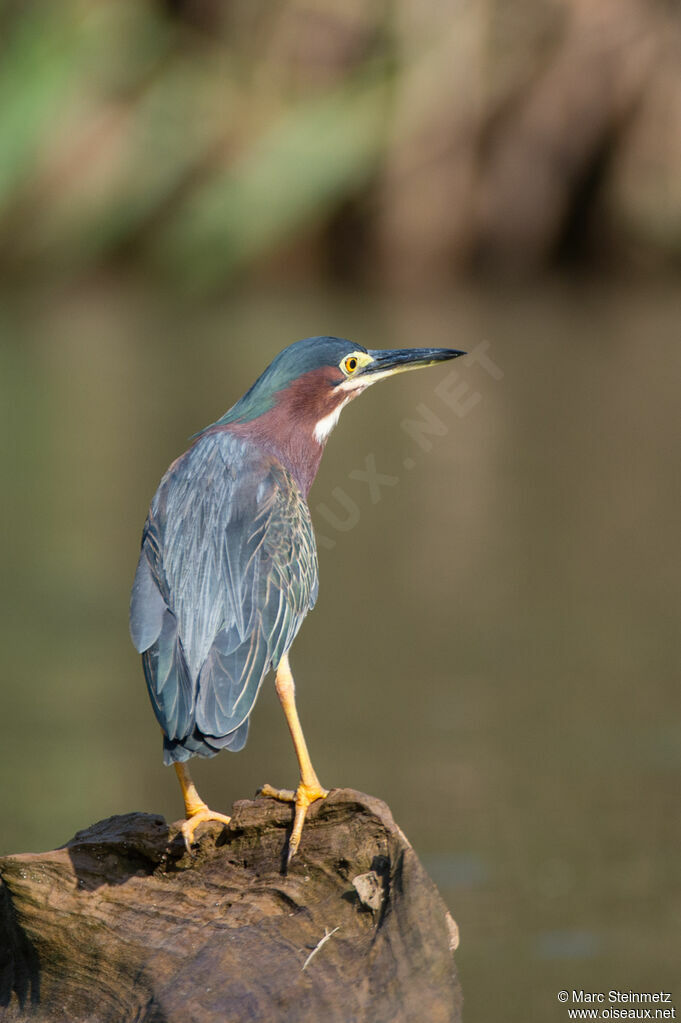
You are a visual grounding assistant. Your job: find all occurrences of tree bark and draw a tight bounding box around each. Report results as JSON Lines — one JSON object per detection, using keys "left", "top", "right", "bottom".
{"left": 0, "top": 789, "right": 462, "bottom": 1023}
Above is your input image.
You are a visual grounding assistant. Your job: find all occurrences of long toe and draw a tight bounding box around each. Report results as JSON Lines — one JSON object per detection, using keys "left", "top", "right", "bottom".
{"left": 180, "top": 808, "right": 232, "bottom": 853}
{"left": 259, "top": 783, "right": 296, "bottom": 802}
{"left": 260, "top": 780, "right": 329, "bottom": 863}
{"left": 288, "top": 781, "right": 329, "bottom": 862}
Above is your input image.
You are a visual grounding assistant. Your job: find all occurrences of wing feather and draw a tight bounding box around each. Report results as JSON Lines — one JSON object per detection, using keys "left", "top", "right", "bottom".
{"left": 129, "top": 430, "right": 318, "bottom": 761}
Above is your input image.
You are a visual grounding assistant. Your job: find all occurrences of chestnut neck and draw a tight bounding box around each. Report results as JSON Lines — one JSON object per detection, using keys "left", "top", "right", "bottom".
{"left": 207, "top": 366, "right": 347, "bottom": 498}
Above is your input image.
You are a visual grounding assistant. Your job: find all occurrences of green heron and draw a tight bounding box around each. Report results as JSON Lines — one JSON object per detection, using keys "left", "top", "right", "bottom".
{"left": 130, "top": 337, "right": 464, "bottom": 860}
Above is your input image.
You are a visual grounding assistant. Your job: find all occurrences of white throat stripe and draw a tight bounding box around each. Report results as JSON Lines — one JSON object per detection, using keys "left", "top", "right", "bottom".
{"left": 314, "top": 398, "right": 351, "bottom": 443}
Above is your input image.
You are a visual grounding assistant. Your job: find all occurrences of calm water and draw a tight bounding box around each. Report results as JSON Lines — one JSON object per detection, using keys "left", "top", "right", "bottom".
{"left": 1, "top": 280, "right": 680, "bottom": 1021}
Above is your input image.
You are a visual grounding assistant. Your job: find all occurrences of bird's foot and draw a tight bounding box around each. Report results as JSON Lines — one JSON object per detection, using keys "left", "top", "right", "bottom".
{"left": 180, "top": 805, "right": 231, "bottom": 854}
{"left": 259, "top": 779, "right": 329, "bottom": 863}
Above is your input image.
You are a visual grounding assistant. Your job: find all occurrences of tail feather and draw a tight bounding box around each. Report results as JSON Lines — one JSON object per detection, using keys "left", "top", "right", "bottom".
{"left": 142, "top": 610, "right": 194, "bottom": 741}
{"left": 162, "top": 719, "right": 249, "bottom": 764}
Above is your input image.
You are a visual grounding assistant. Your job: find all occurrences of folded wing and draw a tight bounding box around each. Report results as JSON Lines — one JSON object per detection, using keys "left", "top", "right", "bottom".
{"left": 129, "top": 431, "right": 318, "bottom": 763}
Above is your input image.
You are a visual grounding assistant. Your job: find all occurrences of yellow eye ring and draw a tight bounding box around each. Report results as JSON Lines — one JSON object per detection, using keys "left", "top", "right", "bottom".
{"left": 344, "top": 357, "right": 358, "bottom": 374}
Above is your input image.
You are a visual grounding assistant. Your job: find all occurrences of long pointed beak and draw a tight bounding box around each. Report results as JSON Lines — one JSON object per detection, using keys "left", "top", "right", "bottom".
{"left": 364, "top": 347, "right": 465, "bottom": 380}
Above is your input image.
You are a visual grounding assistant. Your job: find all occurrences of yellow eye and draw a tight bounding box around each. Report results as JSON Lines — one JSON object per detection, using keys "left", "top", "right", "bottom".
{"left": 344, "top": 356, "right": 358, "bottom": 374}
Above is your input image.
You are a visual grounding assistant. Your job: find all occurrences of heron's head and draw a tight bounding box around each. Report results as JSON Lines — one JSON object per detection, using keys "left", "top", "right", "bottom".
{"left": 220, "top": 336, "right": 466, "bottom": 445}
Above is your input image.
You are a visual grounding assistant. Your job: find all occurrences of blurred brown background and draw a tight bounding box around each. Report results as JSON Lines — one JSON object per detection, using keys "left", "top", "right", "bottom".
{"left": 0, "top": 0, "right": 680, "bottom": 287}
{"left": 1, "top": 2, "right": 680, "bottom": 1021}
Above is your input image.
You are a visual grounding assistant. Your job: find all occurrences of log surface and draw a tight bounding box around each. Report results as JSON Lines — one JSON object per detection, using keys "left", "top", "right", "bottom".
{"left": 0, "top": 789, "right": 462, "bottom": 1022}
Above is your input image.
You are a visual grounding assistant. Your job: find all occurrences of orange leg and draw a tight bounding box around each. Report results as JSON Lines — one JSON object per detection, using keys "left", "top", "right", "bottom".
{"left": 174, "top": 762, "right": 231, "bottom": 853}
{"left": 260, "top": 652, "right": 328, "bottom": 863}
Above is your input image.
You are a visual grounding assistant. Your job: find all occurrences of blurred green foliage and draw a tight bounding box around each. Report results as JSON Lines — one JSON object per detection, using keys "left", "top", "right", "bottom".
{"left": 1, "top": 0, "right": 681, "bottom": 293}
{"left": 0, "top": 0, "right": 392, "bottom": 289}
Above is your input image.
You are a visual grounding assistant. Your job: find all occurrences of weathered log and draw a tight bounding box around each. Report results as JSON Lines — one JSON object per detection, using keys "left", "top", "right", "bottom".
{"left": 0, "top": 789, "right": 462, "bottom": 1022}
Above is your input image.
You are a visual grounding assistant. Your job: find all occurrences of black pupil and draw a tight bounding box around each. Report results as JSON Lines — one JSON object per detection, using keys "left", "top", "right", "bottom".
{"left": 348, "top": 359, "right": 356, "bottom": 370}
